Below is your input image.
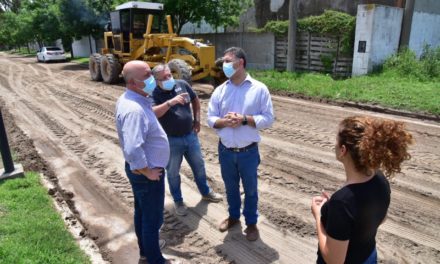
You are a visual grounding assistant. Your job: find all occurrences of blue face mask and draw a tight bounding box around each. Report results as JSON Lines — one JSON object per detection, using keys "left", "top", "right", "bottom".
{"left": 143, "top": 75, "right": 156, "bottom": 95}
{"left": 162, "top": 77, "right": 175, "bottom": 91}
{"left": 223, "top": 61, "right": 237, "bottom": 78}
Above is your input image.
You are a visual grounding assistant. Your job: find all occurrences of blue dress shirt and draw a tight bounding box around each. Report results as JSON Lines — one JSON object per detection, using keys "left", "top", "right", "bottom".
{"left": 115, "top": 89, "right": 170, "bottom": 170}
{"left": 207, "top": 74, "right": 274, "bottom": 148}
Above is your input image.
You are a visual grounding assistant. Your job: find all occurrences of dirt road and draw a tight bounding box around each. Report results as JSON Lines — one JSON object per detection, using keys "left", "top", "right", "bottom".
{"left": 1, "top": 53, "right": 439, "bottom": 264}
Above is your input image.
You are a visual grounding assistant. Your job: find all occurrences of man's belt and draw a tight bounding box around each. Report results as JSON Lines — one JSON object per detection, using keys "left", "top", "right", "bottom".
{"left": 221, "top": 141, "right": 258, "bottom": 152}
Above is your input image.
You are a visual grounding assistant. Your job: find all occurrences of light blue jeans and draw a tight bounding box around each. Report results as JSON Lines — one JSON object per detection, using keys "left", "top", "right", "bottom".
{"left": 166, "top": 131, "right": 211, "bottom": 203}
{"left": 218, "top": 142, "right": 260, "bottom": 225}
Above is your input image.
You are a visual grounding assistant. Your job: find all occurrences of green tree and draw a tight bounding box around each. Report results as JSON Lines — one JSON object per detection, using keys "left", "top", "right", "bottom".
{"left": 0, "top": 0, "right": 21, "bottom": 13}
{"left": 203, "top": 0, "right": 253, "bottom": 32}
{"left": 114, "top": 0, "right": 252, "bottom": 34}
{"left": 58, "top": 0, "right": 107, "bottom": 56}
{"left": 0, "top": 11, "right": 19, "bottom": 48}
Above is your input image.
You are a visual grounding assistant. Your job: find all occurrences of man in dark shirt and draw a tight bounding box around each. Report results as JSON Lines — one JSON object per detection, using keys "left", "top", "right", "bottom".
{"left": 152, "top": 63, "right": 222, "bottom": 216}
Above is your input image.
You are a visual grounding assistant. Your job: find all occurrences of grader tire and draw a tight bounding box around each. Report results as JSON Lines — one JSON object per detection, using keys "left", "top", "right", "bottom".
{"left": 168, "top": 59, "right": 192, "bottom": 84}
{"left": 89, "top": 53, "right": 103, "bottom": 81}
{"left": 100, "top": 54, "right": 122, "bottom": 84}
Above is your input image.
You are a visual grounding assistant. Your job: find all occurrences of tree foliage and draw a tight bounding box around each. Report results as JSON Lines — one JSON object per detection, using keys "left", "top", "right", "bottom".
{"left": 0, "top": 0, "right": 253, "bottom": 50}
{"left": 253, "top": 10, "right": 356, "bottom": 54}
{"left": 0, "top": 0, "right": 21, "bottom": 13}
{"left": 154, "top": 0, "right": 252, "bottom": 34}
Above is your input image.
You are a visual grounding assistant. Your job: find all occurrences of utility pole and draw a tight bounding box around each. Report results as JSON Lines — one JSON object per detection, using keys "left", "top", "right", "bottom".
{"left": 286, "top": 0, "right": 298, "bottom": 72}
{"left": 0, "top": 108, "right": 24, "bottom": 180}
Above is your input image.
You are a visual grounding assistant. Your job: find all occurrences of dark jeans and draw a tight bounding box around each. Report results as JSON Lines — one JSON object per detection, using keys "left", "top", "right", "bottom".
{"left": 363, "top": 248, "right": 377, "bottom": 264}
{"left": 125, "top": 163, "right": 165, "bottom": 264}
{"left": 218, "top": 142, "right": 260, "bottom": 225}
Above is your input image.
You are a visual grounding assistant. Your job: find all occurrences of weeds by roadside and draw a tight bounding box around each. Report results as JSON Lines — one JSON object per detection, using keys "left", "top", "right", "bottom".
{"left": 71, "top": 57, "right": 89, "bottom": 64}
{"left": 251, "top": 46, "right": 440, "bottom": 116}
{"left": 0, "top": 172, "right": 91, "bottom": 264}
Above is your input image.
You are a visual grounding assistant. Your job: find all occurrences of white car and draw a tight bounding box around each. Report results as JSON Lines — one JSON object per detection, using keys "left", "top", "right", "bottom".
{"left": 37, "top": 46, "right": 66, "bottom": 62}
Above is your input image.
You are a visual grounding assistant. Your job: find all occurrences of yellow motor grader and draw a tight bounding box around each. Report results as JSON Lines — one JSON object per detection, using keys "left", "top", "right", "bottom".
{"left": 89, "top": 1, "right": 224, "bottom": 84}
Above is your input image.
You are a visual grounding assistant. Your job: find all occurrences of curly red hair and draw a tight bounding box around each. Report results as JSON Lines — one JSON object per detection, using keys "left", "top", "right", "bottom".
{"left": 338, "top": 116, "right": 414, "bottom": 177}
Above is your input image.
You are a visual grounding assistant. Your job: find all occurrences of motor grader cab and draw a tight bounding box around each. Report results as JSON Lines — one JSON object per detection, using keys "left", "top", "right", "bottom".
{"left": 89, "top": 1, "right": 225, "bottom": 84}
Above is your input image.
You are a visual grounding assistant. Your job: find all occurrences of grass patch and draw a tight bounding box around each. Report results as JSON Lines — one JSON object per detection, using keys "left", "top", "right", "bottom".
{"left": 0, "top": 172, "right": 91, "bottom": 264}
{"left": 8, "top": 49, "right": 37, "bottom": 56}
{"left": 250, "top": 70, "right": 440, "bottom": 115}
{"left": 71, "top": 57, "right": 89, "bottom": 64}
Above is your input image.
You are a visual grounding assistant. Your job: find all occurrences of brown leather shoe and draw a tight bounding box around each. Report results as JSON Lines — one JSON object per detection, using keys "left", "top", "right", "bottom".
{"left": 244, "top": 224, "right": 259, "bottom": 241}
{"left": 218, "top": 217, "right": 240, "bottom": 232}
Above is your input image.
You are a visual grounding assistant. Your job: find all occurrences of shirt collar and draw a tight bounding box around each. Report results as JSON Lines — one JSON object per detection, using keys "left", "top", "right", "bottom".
{"left": 226, "top": 73, "right": 253, "bottom": 87}
{"left": 125, "top": 89, "right": 152, "bottom": 103}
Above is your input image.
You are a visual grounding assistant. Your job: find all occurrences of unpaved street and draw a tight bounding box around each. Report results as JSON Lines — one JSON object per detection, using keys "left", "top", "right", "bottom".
{"left": 1, "top": 53, "right": 439, "bottom": 264}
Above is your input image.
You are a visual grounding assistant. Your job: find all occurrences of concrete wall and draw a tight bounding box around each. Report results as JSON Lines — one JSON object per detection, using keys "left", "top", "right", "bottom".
{"left": 183, "top": 32, "right": 275, "bottom": 70}
{"left": 252, "top": 0, "right": 403, "bottom": 28}
{"left": 352, "top": 5, "right": 403, "bottom": 76}
{"left": 180, "top": 20, "right": 225, "bottom": 35}
{"left": 72, "top": 36, "right": 103, "bottom": 57}
{"left": 408, "top": 0, "right": 440, "bottom": 57}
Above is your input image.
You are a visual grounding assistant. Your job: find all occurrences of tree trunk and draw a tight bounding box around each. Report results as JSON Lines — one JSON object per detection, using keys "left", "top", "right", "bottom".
{"left": 287, "top": 0, "right": 298, "bottom": 72}
{"left": 88, "top": 35, "right": 93, "bottom": 55}
{"left": 70, "top": 43, "right": 75, "bottom": 59}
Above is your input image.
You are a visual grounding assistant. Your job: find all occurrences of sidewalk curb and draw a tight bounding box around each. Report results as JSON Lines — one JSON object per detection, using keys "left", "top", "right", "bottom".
{"left": 40, "top": 174, "right": 109, "bottom": 264}
{"left": 275, "top": 91, "right": 440, "bottom": 123}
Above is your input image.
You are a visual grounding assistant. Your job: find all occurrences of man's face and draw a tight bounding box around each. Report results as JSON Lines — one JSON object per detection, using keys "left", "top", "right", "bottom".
{"left": 132, "top": 65, "right": 152, "bottom": 89}
{"left": 222, "top": 53, "right": 240, "bottom": 69}
{"left": 156, "top": 68, "right": 173, "bottom": 84}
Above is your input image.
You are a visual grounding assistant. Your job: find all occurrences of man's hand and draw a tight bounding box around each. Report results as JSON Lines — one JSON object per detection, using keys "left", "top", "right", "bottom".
{"left": 224, "top": 112, "right": 244, "bottom": 128}
{"left": 132, "top": 167, "right": 163, "bottom": 181}
{"left": 193, "top": 120, "right": 201, "bottom": 133}
{"left": 168, "top": 93, "right": 189, "bottom": 106}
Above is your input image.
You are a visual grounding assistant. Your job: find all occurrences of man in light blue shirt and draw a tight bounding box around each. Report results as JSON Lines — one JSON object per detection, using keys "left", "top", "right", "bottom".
{"left": 115, "top": 61, "right": 179, "bottom": 264}
{"left": 207, "top": 47, "right": 274, "bottom": 241}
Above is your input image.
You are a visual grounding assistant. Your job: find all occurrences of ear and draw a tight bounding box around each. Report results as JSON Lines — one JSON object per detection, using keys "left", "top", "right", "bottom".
{"left": 239, "top": 58, "right": 244, "bottom": 67}
{"left": 339, "top": 145, "right": 347, "bottom": 159}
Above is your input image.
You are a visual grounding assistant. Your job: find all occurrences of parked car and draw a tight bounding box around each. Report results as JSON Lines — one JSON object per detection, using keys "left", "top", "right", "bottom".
{"left": 37, "top": 46, "right": 66, "bottom": 62}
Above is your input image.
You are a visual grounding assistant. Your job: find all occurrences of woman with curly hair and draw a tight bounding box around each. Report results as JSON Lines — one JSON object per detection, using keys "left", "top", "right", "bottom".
{"left": 311, "top": 116, "right": 413, "bottom": 264}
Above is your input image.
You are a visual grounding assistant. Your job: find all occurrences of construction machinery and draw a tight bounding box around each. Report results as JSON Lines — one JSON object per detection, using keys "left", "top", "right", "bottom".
{"left": 89, "top": 1, "right": 224, "bottom": 84}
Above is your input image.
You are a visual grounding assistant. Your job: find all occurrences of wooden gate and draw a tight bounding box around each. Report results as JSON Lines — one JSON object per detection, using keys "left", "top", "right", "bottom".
{"left": 275, "top": 32, "right": 352, "bottom": 76}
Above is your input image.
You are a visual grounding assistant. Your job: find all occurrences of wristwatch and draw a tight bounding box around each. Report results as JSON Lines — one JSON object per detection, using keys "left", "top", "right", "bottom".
{"left": 242, "top": 115, "right": 248, "bottom": 126}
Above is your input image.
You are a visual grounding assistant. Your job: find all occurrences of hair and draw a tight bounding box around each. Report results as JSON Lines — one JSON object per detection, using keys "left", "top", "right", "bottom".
{"left": 224, "top": 47, "right": 247, "bottom": 68}
{"left": 337, "top": 116, "right": 413, "bottom": 177}
{"left": 152, "top": 64, "right": 169, "bottom": 79}
{"left": 122, "top": 70, "right": 131, "bottom": 83}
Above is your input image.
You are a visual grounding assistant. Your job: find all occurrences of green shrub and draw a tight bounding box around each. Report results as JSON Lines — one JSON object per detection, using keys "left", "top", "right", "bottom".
{"left": 420, "top": 45, "right": 440, "bottom": 79}
{"left": 383, "top": 46, "right": 440, "bottom": 81}
{"left": 253, "top": 10, "right": 355, "bottom": 55}
{"left": 320, "top": 54, "right": 334, "bottom": 72}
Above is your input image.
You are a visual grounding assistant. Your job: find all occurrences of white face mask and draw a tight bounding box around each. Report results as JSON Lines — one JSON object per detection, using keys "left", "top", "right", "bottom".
{"left": 223, "top": 61, "right": 237, "bottom": 78}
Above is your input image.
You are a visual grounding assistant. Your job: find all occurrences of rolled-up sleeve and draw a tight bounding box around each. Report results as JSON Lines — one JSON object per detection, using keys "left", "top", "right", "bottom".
{"left": 121, "top": 112, "right": 149, "bottom": 170}
{"left": 207, "top": 88, "right": 221, "bottom": 128}
{"left": 253, "top": 87, "right": 274, "bottom": 130}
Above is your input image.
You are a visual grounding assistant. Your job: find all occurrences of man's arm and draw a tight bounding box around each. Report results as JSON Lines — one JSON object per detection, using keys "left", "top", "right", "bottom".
{"left": 191, "top": 96, "right": 201, "bottom": 133}
{"left": 252, "top": 87, "right": 274, "bottom": 130}
{"left": 153, "top": 93, "right": 188, "bottom": 118}
{"left": 120, "top": 112, "right": 148, "bottom": 169}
